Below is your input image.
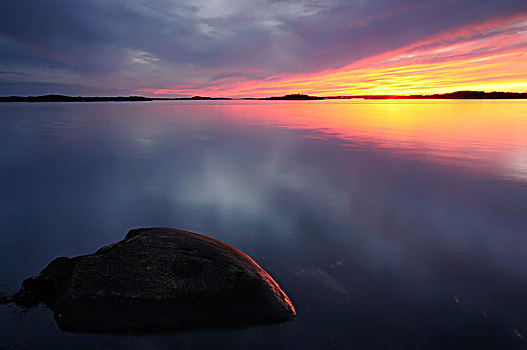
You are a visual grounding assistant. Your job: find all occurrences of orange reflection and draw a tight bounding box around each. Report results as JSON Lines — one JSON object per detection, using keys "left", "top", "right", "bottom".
{"left": 205, "top": 100, "right": 527, "bottom": 181}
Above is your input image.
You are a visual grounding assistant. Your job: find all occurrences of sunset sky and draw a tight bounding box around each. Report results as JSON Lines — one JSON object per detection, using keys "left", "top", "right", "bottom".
{"left": 1, "top": 0, "right": 526, "bottom": 97}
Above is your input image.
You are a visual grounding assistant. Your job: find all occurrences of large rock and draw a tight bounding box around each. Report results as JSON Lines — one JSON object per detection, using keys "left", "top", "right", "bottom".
{"left": 13, "top": 227, "right": 295, "bottom": 333}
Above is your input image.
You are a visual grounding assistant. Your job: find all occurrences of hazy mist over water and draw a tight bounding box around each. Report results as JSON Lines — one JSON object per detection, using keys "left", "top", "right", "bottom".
{"left": 0, "top": 100, "right": 526, "bottom": 349}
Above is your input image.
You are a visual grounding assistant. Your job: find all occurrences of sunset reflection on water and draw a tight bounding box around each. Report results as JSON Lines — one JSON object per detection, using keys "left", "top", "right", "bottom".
{"left": 217, "top": 99, "right": 527, "bottom": 182}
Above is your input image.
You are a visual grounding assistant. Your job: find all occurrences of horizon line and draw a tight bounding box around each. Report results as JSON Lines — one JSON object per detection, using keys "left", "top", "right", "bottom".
{"left": 1, "top": 90, "right": 527, "bottom": 101}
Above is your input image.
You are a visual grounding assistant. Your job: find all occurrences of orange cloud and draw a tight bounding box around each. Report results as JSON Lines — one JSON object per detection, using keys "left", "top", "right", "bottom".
{"left": 139, "top": 15, "right": 527, "bottom": 97}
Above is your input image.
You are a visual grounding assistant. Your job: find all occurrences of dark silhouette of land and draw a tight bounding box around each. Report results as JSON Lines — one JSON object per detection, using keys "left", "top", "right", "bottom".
{"left": 356, "top": 91, "right": 527, "bottom": 100}
{"left": 0, "top": 94, "right": 231, "bottom": 102}
{"left": 330, "top": 91, "right": 527, "bottom": 100}
{"left": 265, "top": 91, "right": 527, "bottom": 100}
{"left": 1, "top": 91, "right": 526, "bottom": 102}
{"left": 259, "top": 94, "right": 325, "bottom": 100}
{"left": 0, "top": 95, "right": 155, "bottom": 102}
{"left": 164, "top": 96, "right": 231, "bottom": 100}
{"left": 431, "top": 91, "right": 527, "bottom": 99}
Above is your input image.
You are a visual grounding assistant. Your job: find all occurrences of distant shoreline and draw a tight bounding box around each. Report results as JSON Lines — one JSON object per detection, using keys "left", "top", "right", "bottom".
{"left": 0, "top": 95, "right": 232, "bottom": 102}
{"left": 1, "top": 91, "right": 526, "bottom": 102}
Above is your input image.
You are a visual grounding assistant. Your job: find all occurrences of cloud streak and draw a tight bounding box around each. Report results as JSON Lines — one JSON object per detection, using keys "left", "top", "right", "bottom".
{"left": 0, "top": 0, "right": 526, "bottom": 96}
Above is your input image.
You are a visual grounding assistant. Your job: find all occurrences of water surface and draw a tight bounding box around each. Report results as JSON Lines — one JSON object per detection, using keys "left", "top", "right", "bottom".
{"left": 0, "top": 100, "right": 526, "bottom": 349}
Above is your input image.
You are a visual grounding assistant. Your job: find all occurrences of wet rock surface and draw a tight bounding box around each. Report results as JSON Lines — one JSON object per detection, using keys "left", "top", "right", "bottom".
{"left": 13, "top": 227, "right": 295, "bottom": 333}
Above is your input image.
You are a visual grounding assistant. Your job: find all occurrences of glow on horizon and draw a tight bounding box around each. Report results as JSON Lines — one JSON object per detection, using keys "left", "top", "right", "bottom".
{"left": 138, "top": 15, "right": 527, "bottom": 97}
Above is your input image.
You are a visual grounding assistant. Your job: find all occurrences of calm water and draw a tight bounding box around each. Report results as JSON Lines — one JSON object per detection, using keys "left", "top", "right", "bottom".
{"left": 0, "top": 100, "right": 526, "bottom": 349}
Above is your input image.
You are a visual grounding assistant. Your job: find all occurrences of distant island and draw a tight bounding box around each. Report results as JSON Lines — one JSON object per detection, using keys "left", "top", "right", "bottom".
{"left": 258, "top": 94, "right": 325, "bottom": 100}
{"left": 1, "top": 91, "right": 526, "bottom": 102}
{"left": 355, "top": 91, "right": 527, "bottom": 100}
{"left": 166, "top": 96, "right": 231, "bottom": 101}
{"left": 0, "top": 94, "right": 231, "bottom": 102}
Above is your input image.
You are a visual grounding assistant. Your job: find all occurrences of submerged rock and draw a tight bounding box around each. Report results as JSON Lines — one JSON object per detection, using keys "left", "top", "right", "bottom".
{"left": 13, "top": 227, "right": 295, "bottom": 333}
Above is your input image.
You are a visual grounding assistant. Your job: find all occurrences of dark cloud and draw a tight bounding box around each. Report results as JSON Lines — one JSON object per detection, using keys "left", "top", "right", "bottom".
{"left": 0, "top": 0, "right": 526, "bottom": 95}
